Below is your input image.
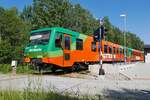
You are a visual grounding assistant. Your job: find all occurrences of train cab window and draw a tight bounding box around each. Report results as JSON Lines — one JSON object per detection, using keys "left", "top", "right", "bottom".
{"left": 104, "top": 45, "right": 108, "bottom": 53}
{"left": 113, "top": 47, "right": 116, "bottom": 54}
{"left": 109, "top": 47, "right": 112, "bottom": 54}
{"left": 55, "top": 33, "right": 62, "bottom": 48}
{"left": 76, "top": 39, "right": 83, "bottom": 50}
{"left": 91, "top": 42, "right": 96, "bottom": 52}
{"left": 29, "top": 31, "right": 51, "bottom": 46}
{"left": 65, "top": 36, "right": 70, "bottom": 50}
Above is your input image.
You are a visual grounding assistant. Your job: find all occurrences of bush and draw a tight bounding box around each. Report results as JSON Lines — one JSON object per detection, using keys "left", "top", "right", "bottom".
{"left": 0, "top": 64, "right": 12, "bottom": 74}
{"left": 0, "top": 63, "right": 35, "bottom": 74}
{"left": 16, "top": 64, "right": 34, "bottom": 74}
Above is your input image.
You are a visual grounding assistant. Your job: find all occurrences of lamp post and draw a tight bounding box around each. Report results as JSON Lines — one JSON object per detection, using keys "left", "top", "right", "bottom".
{"left": 120, "top": 14, "right": 127, "bottom": 64}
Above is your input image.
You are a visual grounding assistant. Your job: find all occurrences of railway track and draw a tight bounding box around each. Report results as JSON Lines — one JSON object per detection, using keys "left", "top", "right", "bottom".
{"left": 33, "top": 67, "right": 90, "bottom": 76}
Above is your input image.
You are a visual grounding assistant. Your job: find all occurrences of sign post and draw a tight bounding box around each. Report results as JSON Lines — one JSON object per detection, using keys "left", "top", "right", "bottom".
{"left": 11, "top": 60, "right": 17, "bottom": 75}
{"left": 99, "top": 18, "right": 105, "bottom": 75}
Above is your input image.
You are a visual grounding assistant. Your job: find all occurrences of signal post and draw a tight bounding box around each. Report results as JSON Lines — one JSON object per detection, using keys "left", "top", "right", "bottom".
{"left": 93, "top": 18, "right": 107, "bottom": 75}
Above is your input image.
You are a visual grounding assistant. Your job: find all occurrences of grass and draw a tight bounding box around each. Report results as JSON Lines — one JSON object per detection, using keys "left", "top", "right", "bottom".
{"left": 0, "top": 64, "right": 35, "bottom": 74}
{"left": 0, "top": 90, "right": 81, "bottom": 100}
{"left": 0, "top": 88, "right": 139, "bottom": 100}
{"left": 0, "top": 64, "right": 12, "bottom": 74}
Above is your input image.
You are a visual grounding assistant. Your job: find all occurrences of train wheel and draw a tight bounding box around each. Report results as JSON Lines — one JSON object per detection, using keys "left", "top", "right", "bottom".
{"left": 38, "top": 66, "right": 41, "bottom": 72}
{"left": 51, "top": 67, "right": 57, "bottom": 73}
{"left": 83, "top": 64, "right": 88, "bottom": 70}
{"left": 37, "top": 65, "right": 43, "bottom": 74}
{"left": 75, "top": 63, "right": 81, "bottom": 71}
{"left": 71, "top": 64, "right": 76, "bottom": 71}
{"left": 63, "top": 68, "right": 70, "bottom": 73}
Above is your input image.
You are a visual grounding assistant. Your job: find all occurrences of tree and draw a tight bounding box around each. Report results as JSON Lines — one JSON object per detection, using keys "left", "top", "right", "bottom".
{"left": 21, "top": 0, "right": 99, "bottom": 34}
{"left": 0, "top": 7, "right": 30, "bottom": 64}
{"left": 20, "top": 5, "right": 33, "bottom": 24}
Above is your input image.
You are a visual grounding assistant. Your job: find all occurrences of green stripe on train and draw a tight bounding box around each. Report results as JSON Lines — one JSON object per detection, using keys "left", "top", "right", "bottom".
{"left": 26, "top": 50, "right": 63, "bottom": 58}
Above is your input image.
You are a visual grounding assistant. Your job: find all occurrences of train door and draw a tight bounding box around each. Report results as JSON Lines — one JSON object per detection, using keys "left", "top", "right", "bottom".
{"left": 63, "top": 34, "right": 71, "bottom": 66}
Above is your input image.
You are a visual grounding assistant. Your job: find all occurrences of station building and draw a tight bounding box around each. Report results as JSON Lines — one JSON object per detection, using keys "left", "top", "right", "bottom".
{"left": 144, "top": 44, "right": 150, "bottom": 63}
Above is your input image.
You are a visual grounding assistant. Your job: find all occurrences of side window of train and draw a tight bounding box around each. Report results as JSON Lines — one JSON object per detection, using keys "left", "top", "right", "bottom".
{"left": 76, "top": 39, "right": 83, "bottom": 50}
{"left": 126, "top": 49, "right": 128, "bottom": 56}
{"left": 104, "top": 45, "right": 108, "bottom": 53}
{"left": 91, "top": 42, "right": 96, "bottom": 52}
{"left": 117, "top": 48, "right": 119, "bottom": 54}
{"left": 109, "top": 47, "right": 112, "bottom": 54}
{"left": 113, "top": 47, "right": 116, "bottom": 54}
{"left": 55, "top": 33, "right": 62, "bottom": 48}
{"left": 65, "top": 36, "right": 70, "bottom": 50}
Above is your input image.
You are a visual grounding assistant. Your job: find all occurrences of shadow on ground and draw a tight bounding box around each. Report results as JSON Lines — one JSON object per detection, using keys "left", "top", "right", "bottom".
{"left": 100, "top": 88, "right": 150, "bottom": 100}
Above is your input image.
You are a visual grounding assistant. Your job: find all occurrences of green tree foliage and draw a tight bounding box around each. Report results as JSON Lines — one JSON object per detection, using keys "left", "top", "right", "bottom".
{"left": 21, "top": 0, "right": 98, "bottom": 35}
{"left": 0, "top": 7, "right": 30, "bottom": 63}
{"left": 20, "top": 5, "right": 33, "bottom": 24}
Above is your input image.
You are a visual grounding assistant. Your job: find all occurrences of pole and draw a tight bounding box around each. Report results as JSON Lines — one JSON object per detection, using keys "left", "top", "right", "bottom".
{"left": 120, "top": 14, "right": 127, "bottom": 64}
{"left": 98, "top": 30, "right": 103, "bottom": 75}
{"left": 99, "top": 29, "right": 102, "bottom": 67}
{"left": 124, "top": 15, "right": 127, "bottom": 64}
{"left": 99, "top": 18, "right": 105, "bottom": 75}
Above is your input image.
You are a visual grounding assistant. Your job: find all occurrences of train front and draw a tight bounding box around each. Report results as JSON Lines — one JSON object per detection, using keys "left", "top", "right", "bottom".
{"left": 24, "top": 29, "right": 51, "bottom": 68}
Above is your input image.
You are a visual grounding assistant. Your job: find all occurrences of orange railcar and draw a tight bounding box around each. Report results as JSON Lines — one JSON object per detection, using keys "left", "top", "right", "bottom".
{"left": 24, "top": 27, "right": 144, "bottom": 71}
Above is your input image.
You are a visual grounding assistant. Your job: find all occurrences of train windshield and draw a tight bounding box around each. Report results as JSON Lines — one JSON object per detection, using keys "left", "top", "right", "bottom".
{"left": 29, "top": 30, "right": 51, "bottom": 46}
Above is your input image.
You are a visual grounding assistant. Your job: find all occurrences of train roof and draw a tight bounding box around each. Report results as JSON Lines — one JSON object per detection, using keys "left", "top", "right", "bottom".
{"left": 31, "top": 27, "right": 81, "bottom": 37}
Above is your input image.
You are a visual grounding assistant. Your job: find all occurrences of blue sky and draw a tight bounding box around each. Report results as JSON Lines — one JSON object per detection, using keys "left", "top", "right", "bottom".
{"left": 0, "top": 0, "right": 150, "bottom": 44}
